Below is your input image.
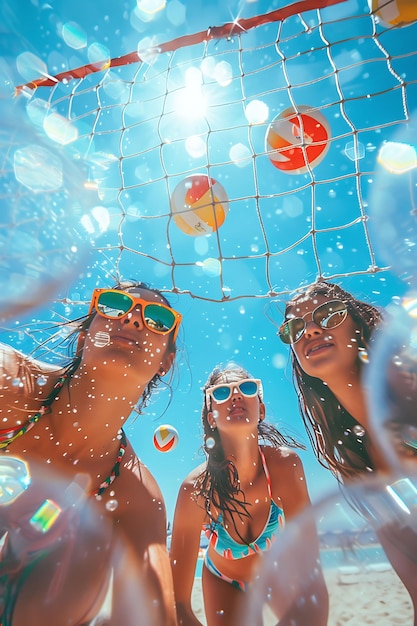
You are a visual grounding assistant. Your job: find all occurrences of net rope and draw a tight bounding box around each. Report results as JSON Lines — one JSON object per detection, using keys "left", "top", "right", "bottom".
{"left": 14, "top": 0, "right": 417, "bottom": 305}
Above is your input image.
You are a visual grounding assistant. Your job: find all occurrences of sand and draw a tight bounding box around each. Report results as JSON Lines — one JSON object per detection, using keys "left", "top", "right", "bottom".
{"left": 191, "top": 564, "right": 414, "bottom": 625}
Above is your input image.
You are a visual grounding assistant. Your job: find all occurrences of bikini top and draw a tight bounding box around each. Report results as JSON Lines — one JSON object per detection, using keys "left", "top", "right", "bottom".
{"left": 204, "top": 447, "right": 285, "bottom": 560}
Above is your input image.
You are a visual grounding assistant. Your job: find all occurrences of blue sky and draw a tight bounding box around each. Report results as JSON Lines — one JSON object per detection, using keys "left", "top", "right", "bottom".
{"left": 1, "top": 0, "right": 416, "bottom": 522}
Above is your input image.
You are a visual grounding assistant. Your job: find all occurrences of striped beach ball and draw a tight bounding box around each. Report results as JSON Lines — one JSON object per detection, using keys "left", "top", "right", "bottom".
{"left": 153, "top": 424, "right": 179, "bottom": 453}
{"left": 265, "top": 106, "right": 331, "bottom": 175}
{"left": 170, "top": 174, "right": 229, "bottom": 236}
{"left": 369, "top": 0, "right": 417, "bottom": 26}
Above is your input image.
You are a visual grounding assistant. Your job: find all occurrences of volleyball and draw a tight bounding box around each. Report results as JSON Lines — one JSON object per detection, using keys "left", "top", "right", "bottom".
{"left": 369, "top": 0, "right": 417, "bottom": 26}
{"left": 170, "top": 174, "right": 229, "bottom": 236}
{"left": 153, "top": 424, "right": 179, "bottom": 453}
{"left": 265, "top": 106, "right": 331, "bottom": 174}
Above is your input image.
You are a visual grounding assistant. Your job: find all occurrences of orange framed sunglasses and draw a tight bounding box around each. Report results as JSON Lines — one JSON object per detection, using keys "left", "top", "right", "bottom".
{"left": 88, "top": 289, "right": 182, "bottom": 341}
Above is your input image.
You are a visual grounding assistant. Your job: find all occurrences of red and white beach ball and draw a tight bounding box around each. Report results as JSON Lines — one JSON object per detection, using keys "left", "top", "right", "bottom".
{"left": 153, "top": 424, "right": 179, "bottom": 453}
{"left": 369, "top": 0, "right": 417, "bottom": 26}
{"left": 170, "top": 174, "right": 229, "bottom": 236}
{"left": 265, "top": 106, "right": 331, "bottom": 175}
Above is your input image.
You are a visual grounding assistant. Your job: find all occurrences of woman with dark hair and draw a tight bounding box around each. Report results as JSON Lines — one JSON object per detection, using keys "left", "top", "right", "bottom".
{"left": 170, "top": 363, "right": 328, "bottom": 626}
{"left": 279, "top": 280, "right": 384, "bottom": 481}
{"left": 0, "top": 281, "right": 182, "bottom": 626}
{"left": 278, "top": 280, "right": 417, "bottom": 624}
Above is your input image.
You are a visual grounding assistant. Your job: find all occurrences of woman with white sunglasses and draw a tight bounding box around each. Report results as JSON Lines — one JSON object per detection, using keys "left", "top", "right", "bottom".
{"left": 170, "top": 363, "right": 328, "bottom": 626}
{"left": 0, "top": 281, "right": 182, "bottom": 626}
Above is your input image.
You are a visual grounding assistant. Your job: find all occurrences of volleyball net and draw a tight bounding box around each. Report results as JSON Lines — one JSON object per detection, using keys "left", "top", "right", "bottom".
{"left": 11, "top": 0, "right": 417, "bottom": 305}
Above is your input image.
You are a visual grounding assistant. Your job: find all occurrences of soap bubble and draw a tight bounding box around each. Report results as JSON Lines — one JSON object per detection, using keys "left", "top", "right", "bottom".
{"left": 0, "top": 456, "right": 30, "bottom": 504}
{"left": 239, "top": 475, "right": 417, "bottom": 625}
{"left": 0, "top": 96, "right": 97, "bottom": 320}
{"left": 0, "top": 458, "right": 156, "bottom": 624}
{"left": 367, "top": 113, "right": 417, "bottom": 284}
{"left": 365, "top": 293, "right": 417, "bottom": 475}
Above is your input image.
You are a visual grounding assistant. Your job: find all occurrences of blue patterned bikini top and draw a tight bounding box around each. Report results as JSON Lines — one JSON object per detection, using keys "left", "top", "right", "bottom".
{"left": 204, "top": 447, "right": 285, "bottom": 560}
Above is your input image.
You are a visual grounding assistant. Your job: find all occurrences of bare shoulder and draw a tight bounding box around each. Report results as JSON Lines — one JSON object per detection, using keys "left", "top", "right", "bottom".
{"left": 173, "top": 462, "right": 208, "bottom": 524}
{"left": 0, "top": 342, "right": 61, "bottom": 393}
{"left": 175, "top": 462, "right": 207, "bottom": 508}
{"left": 0, "top": 342, "right": 23, "bottom": 378}
{"left": 262, "top": 445, "right": 311, "bottom": 521}
{"left": 262, "top": 446, "right": 305, "bottom": 491}
{"left": 180, "top": 462, "right": 206, "bottom": 488}
{"left": 262, "top": 444, "right": 304, "bottom": 470}
{"left": 0, "top": 343, "right": 32, "bottom": 397}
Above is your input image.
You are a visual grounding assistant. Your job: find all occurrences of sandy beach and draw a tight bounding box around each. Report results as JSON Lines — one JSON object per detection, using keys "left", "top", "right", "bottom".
{"left": 191, "top": 564, "right": 414, "bottom": 625}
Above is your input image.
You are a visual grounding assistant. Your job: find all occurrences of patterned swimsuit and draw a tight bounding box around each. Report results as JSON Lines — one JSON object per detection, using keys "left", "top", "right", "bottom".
{"left": 203, "top": 447, "right": 285, "bottom": 591}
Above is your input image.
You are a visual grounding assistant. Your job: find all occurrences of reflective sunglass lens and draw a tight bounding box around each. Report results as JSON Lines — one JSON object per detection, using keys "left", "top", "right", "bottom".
{"left": 279, "top": 323, "right": 292, "bottom": 344}
{"left": 212, "top": 386, "right": 231, "bottom": 402}
{"left": 239, "top": 381, "right": 258, "bottom": 396}
{"left": 280, "top": 300, "right": 347, "bottom": 344}
{"left": 315, "top": 301, "right": 347, "bottom": 329}
{"left": 97, "top": 292, "right": 132, "bottom": 317}
{"left": 279, "top": 319, "right": 305, "bottom": 344}
{"left": 144, "top": 304, "right": 175, "bottom": 332}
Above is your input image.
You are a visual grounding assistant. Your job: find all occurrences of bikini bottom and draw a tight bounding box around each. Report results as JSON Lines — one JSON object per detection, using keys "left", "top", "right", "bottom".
{"left": 203, "top": 550, "right": 248, "bottom": 592}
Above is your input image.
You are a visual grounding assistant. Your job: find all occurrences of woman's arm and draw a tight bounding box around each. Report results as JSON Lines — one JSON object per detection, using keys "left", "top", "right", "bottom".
{"left": 170, "top": 469, "right": 207, "bottom": 626}
{"left": 110, "top": 458, "right": 178, "bottom": 626}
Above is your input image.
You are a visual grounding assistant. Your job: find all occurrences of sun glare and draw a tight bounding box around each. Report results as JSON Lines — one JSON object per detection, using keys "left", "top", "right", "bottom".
{"left": 174, "top": 67, "right": 208, "bottom": 120}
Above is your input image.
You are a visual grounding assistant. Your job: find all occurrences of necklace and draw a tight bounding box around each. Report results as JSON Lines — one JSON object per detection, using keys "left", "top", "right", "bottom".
{"left": 0, "top": 372, "right": 127, "bottom": 498}
{"left": 92, "top": 430, "right": 127, "bottom": 498}
{"left": 0, "top": 374, "right": 69, "bottom": 450}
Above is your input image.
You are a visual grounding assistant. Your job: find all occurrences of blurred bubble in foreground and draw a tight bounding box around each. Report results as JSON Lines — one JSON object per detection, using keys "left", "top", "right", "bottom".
{"left": 0, "top": 96, "right": 98, "bottom": 320}
{"left": 368, "top": 113, "right": 417, "bottom": 284}
{"left": 239, "top": 475, "right": 416, "bottom": 625}
{"left": 365, "top": 293, "right": 417, "bottom": 475}
{"left": 0, "top": 460, "right": 156, "bottom": 624}
{"left": 0, "top": 456, "right": 30, "bottom": 504}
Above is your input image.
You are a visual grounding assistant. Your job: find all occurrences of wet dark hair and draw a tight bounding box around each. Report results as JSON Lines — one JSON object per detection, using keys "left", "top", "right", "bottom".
{"left": 193, "top": 363, "right": 304, "bottom": 538}
{"left": 36, "top": 280, "right": 180, "bottom": 416}
{"left": 285, "top": 281, "right": 382, "bottom": 483}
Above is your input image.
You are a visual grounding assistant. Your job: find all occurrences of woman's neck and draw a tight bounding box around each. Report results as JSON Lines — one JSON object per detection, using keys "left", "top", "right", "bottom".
{"left": 48, "top": 363, "right": 146, "bottom": 450}
{"left": 221, "top": 434, "right": 260, "bottom": 485}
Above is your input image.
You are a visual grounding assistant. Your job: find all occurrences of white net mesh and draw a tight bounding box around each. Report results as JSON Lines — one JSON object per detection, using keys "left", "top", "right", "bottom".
{"left": 14, "top": 0, "right": 417, "bottom": 304}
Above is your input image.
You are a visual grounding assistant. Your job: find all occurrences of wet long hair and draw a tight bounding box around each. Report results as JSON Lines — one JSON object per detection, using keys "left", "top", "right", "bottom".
{"left": 285, "top": 281, "right": 382, "bottom": 483}
{"left": 31, "top": 280, "right": 180, "bottom": 416}
{"left": 193, "top": 363, "right": 304, "bottom": 536}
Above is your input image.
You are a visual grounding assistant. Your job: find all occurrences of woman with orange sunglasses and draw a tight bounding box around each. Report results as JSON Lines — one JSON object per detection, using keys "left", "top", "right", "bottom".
{"left": 0, "top": 281, "right": 182, "bottom": 626}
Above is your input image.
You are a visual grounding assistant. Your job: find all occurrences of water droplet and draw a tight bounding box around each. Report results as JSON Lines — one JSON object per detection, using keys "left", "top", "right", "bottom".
{"left": 353, "top": 424, "right": 366, "bottom": 438}
{"left": 358, "top": 350, "right": 369, "bottom": 364}
{"left": 106, "top": 499, "right": 118, "bottom": 512}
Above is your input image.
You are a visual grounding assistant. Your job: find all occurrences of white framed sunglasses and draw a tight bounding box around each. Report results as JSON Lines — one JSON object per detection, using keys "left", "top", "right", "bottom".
{"left": 205, "top": 379, "right": 263, "bottom": 405}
